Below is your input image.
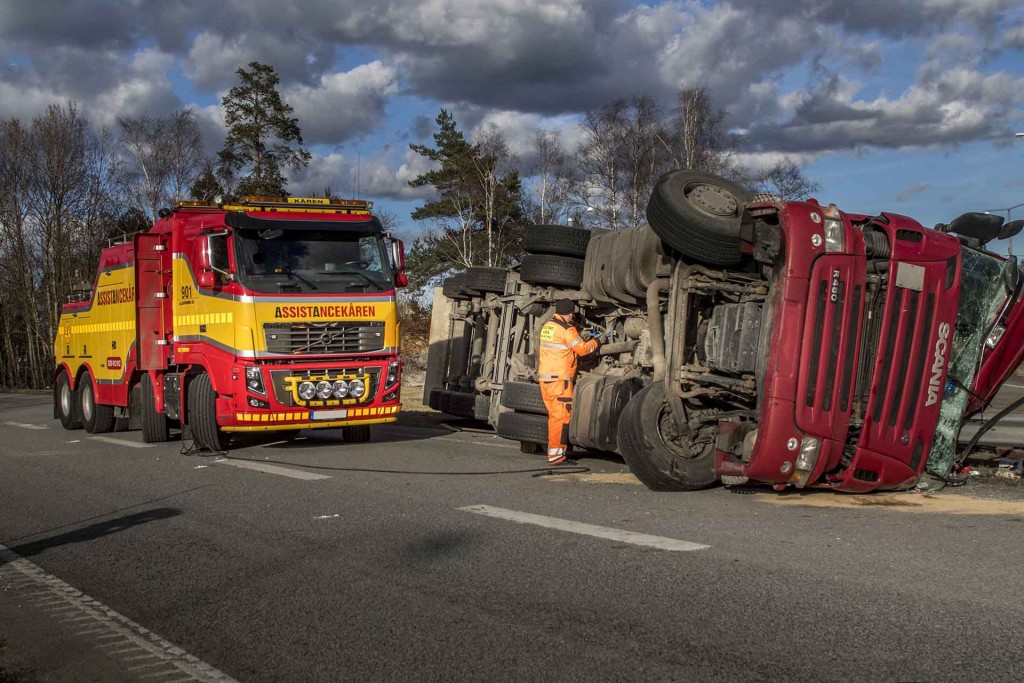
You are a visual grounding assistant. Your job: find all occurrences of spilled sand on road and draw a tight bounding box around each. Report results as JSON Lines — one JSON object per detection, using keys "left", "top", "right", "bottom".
{"left": 756, "top": 491, "right": 1024, "bottom": 515}
{"left": 544, "top": 472, "right": 644, "bottom": 485}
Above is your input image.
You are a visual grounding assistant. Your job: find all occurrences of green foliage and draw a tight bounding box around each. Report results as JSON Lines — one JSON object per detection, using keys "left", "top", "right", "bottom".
{"left": 407, "top": 109, "right": 525, "bottom": 293}
{"left": 217, "top": 62, "right": 311, "bottom": 197}
{"left": 189, "top": 163, "right": 223, "bottom": 201}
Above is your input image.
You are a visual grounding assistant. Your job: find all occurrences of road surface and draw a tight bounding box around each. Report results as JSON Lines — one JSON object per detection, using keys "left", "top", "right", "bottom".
{"left": 1, "top": 392, "right": 1023, "bottom": 682}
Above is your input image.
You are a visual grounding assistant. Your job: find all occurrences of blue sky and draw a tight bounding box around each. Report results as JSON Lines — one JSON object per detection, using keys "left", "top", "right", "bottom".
{"left": 1, "top": 0, "right": 1023, "bottom": 251}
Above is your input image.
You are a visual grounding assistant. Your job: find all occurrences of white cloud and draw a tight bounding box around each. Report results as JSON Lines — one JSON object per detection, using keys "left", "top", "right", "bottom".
{"left": 287, "top": 62, "right": 398, "bottom": 144}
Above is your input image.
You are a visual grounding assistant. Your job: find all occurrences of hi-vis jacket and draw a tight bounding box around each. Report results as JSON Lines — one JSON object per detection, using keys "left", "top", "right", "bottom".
{"left": 537, "top": 315, "right": 599, "bottom": 382}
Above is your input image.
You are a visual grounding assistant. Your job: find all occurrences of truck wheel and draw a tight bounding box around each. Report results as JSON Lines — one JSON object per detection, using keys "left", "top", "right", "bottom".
{"left": 445, "top": 391, "right": 478, "bottom": 418}
{"left": 618, "top": 382, "right": 718, "bottom": 491}
{"left": 140, "top": 373, "right": 169, "bottom": 443}
{"left": 462, "top": 267, "right": 507, "bottom": 294}
{"left": 525, "top": 225, "right": 592, "bottom": 258}
{"left": 342, "top": 425, "right": 372, "bottom": 443}
{"left": 188, "top": 373, "right": 223, "bottom": 451}
{"left": 473, "top": 393, "right": 491, "bottom": 421}
{"left": 496, "top": 411, "right": 548, "bottom": 446}
{"left": 80, "top": 371, "right": 116, "bottom": 434}
{"left": 442, "top": 273, "right": 469, "bottom": 300}
{"left": 500, "top": 382, "right": 547, "bottom": 415}
{"left": 55, "top": 371, "right": 82, "bottom": 430}
{"left": 520, "top": 254, "right": 584, "bottom": 288}
{"left": 646, "top": 170, "right": 752, "bottom": 266}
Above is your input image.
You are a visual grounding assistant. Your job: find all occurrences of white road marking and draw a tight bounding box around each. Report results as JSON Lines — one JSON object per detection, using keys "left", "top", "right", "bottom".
{"left": 458, "top": 504, "right": 710, "bottom": 552}
{"left": 90, "top": 436, "right": 153, "bottom": 449}
{"left": 215, "top": 458, "right": 330, "bottom": 481}
{"left": 1002, "top": 381, "right": 1024, "bottom": 390}
{"left": 4, "top": 421, "right": 48, "bottom": 430}
{"left": 0, "top": 543, "right": 237, "bottom": 682}
{"left": 314, "top": 514, "right": 340, "bottom": 519}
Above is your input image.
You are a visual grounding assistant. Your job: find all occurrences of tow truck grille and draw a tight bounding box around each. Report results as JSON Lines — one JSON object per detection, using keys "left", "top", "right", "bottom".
{"left": 263, "top": 321, "right": 385, "bottom": 355}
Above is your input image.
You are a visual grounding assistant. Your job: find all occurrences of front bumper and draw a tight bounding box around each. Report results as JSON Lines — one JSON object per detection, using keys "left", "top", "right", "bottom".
{"left": 215, "top": 356, "right": 402, "bottom": 431}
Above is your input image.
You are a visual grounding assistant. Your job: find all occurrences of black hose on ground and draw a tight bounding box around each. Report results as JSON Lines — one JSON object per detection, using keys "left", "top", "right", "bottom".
{"left": 218, "top": 454, "right": 590, "bottom": 477}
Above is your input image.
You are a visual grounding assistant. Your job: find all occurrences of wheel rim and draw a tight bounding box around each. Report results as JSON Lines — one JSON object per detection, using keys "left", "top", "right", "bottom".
{"left": 82, "top": 382, "right": 93, "bottom": 423}
{"left": 685, "top": 182, "right": 740, "bottom": 218}
{"left": 60, "top": 381, "right": 72, "bottom": 416}
{"left": 655, "top": 403, "right": 713, "bottom": 461}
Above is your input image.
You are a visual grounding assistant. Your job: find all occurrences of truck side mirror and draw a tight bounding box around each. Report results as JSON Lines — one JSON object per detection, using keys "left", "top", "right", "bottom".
{"left": 391, "top": 239, "right": 408, "bottom": 288}
{"left": 196, "top": 229, "right": 231, "bottom": 288}
{"left": 1004, "top": 255, "right": 1020, "bottom": 295}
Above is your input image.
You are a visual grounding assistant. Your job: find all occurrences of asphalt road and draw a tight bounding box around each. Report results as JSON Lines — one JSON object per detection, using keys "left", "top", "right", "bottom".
{"left": 2, "top": 392, "right": 1024, "bottom": 682}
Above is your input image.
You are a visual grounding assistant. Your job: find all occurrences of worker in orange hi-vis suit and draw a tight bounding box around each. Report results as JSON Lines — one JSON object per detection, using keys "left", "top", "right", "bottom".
{"left": 537, "top": 299, "right": 601, "bottom": 465}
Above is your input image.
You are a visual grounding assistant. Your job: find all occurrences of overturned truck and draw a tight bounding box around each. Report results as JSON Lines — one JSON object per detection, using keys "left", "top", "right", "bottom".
{"left": 425, "top": 171, "right": 1024, "bottom": 492}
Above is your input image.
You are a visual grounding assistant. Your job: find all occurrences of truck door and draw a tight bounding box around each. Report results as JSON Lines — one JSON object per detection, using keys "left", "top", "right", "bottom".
{"left": 135, "top": 233, "right": 171, "bottom": 370}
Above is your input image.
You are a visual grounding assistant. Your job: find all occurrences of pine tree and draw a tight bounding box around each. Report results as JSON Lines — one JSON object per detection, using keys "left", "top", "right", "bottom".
{"left": 217, "top": 62, "right": 310, "bottom": 196}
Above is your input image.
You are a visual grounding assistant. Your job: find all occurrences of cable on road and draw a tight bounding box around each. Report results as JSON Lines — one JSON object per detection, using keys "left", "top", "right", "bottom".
{"left": 218, "top": 454, "right": 590, "bottom": 477}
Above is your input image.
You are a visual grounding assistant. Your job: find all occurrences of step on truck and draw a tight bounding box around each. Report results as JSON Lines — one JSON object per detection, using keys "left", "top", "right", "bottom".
{"left": 424, "top": 171, "right": 1024, "bottom": 492}
{"left": 54, "top": 195, "right": 408, "bottom": 450}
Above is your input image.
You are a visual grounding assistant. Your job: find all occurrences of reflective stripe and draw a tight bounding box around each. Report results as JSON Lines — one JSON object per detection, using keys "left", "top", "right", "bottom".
{"left": 538, "top": 374, "right": 560, "bottom": 380}
{"left": 567, "top": 337, "right": 582, "bottom": 349}
{"left": 540, "top": 342, "right": 570, "bottom": 350}
{"left": 548, "top": 448, "right": 566, "bottom": 456}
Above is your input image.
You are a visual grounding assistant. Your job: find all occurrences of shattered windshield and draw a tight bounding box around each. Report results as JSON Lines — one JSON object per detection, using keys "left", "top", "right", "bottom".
{"left": 233, "top": 228, "right": 393, "bottom": 294}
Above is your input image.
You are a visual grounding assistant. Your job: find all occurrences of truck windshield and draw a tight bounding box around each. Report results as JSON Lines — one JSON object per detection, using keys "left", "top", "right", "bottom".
{"left": 233, "top": 228, "right": 394, "bottom": 293}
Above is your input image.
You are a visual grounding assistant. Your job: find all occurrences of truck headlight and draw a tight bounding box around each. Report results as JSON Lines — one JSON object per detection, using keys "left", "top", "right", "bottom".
{"left": 823, "top": 204, "right": 845, "bottom": 253}
{"left": 790, "top": 436, "right": 822, "bottom": 489}
{"left": 385, "top": 360, "right": 400, "bottom": 388}
{"left": 349, "top": 379, "right": 365, "bottom": 399}
{"left": 316, "top": 381, "right": 333, "bottom": 399}
{"left": 332, "top": 380, "right": 349, "bottom": 398}
{"left": 298, "top": 381, "right": 316, "bottom": 400}
{"left": 245, "top": 366, "right": 266, "bottom": 395}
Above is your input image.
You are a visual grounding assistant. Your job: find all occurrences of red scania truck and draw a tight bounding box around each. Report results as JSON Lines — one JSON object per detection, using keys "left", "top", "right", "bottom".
{"left": 427, "top": 171, "right": 1024, "bottom": 492}
{"left": 53, "top": 196, "right": 407, "bottom": 450}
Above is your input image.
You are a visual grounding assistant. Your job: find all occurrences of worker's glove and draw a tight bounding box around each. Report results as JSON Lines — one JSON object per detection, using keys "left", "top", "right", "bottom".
{"left": 582, "top": 328, "right": 599, "bottom": 341}
{"left": 603, "top": 330, "right": 615, "bottom": 342}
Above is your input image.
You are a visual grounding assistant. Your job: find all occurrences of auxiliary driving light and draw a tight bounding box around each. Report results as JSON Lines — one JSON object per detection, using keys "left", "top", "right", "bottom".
{"left": 316, "top": 381, "right": 333, "bottom": 399}
{"left": 245, "top": 366, "right": 266, "bottom": 395}
{"left": 349, "top": 379, "right": 366, "bottom": 399}
{"left": 298, "top": 381, "right": 316, "bottom": 401}
{"left": 332, "top": 380, "right": 350, "bottom": 398}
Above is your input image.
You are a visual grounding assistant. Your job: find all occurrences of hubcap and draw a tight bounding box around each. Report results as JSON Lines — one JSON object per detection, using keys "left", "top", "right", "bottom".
{"left": 60, "top": 383, "right": 72, "bottom": 415}
{"left": 82, "top": 384, "right": 93, "bottom": 422}
{"left": 686, "top": 183, "right": 739, "bottom": 217}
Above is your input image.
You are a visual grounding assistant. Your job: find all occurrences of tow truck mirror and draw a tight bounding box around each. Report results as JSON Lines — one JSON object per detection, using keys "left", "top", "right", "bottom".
{"left": 391, "top": 239, "right": 408, "bottom": 288}
{"left": 197, "top": 229, "right": 231, "bottom": 288}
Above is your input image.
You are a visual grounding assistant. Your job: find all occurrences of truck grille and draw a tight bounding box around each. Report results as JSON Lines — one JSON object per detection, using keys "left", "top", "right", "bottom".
{"left": 868, "top": 288, "right": 935, "bottom": 432}
{"left": 263, "top": 321, "right": 385, "bottom": 356}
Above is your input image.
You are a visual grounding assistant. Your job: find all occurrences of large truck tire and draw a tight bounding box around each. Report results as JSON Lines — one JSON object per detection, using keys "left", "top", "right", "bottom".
{"left": 500, "top": 382, "right": 547, "bottom": 415}
{"left": 520, "top": 254, "right": 584, "bottom": 288}
{"left": 442, "top": 273, "right": 469, "bottom": 300}
{"left": 462, "top": 267, "right": 507, "bottom": 294}
{"left": 188, "top": 373, "right": 224, "bottom": 451}
{"left": 646, "top": 170, "right": 751, "bottom": 266}
{"left": 618, "top": 382, "right": 718, "bottom": 491}
{"left": 80, "top": 371, "right": 116, "bottom": 434}
{"left": 55, "top": 370, "right": 82, "bottom": 430}
{"left": 446, "top": 391, "right": 478, "bottom": 418}
{"left": 342, "top": 425, "right": 372, "bottom": 443}
{"left": 525, "top": 225, "right": 592, "bottom": 258}
{"left": 474, "top": 394, "right": 491, "bottom": 421}
{"left": 140, "top": 373, "right": 169, "bottom": 443}
{"left": 496, "top": 411, "right": 548, "bottom": 446}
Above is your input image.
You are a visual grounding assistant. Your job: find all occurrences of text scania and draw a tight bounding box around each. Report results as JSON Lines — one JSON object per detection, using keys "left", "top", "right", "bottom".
{"left": 274, "top": 304, "right": 377, "bottom": 319}
{"left": 925, "top": 322, "right": 951, "bottom": 407}
{"left": 96, "top": 287, "right": 135, "bottom": 306}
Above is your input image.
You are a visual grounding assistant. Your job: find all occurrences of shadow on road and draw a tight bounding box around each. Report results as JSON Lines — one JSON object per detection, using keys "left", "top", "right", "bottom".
{"left": 2, "top": 507, "right": 182, "bottom": 564}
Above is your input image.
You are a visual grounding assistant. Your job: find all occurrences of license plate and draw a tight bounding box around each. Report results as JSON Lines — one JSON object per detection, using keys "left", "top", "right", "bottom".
{"left": 311, "top": 409, "right": 348, "bottom": 420}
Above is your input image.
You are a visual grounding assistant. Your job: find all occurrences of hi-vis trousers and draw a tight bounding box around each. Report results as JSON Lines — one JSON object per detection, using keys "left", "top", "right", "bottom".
{"left": 540, "top": 380, "right": 573, "bottom": 464}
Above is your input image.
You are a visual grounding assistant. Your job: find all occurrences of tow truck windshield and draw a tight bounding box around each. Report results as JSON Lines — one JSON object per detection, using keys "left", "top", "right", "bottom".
{"left": 233, "top": 227, "right": 393, "bottom": 294}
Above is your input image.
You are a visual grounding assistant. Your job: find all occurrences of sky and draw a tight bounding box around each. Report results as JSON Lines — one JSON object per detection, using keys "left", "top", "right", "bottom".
{"left": 2, "top": 0, "right": 1024, "bottom": 250}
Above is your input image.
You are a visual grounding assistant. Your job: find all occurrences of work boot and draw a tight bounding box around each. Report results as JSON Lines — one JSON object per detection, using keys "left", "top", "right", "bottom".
{"left": 548, "top": 457, "right": 578, "bottom": 467}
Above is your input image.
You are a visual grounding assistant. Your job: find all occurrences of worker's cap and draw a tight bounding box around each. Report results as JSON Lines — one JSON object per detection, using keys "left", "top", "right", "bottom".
{"left": 555, "top": 299, "right": 575, "bottom": 315}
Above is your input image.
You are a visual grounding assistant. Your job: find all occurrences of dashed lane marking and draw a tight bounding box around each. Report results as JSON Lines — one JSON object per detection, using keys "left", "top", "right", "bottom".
{"left": 3, "top": 421, "right": 48, "bottom": 430}
{"left": 0, "top": 543, "right": 237, "bottom": 682}
{"left": 89, "top": 436, "right": 154, "bottom": 449}
{"left": 214, "top": 458, "right": 331, "bottom": 481}
{"left": 458, "top": 504, "right": 710, "bottom": 552}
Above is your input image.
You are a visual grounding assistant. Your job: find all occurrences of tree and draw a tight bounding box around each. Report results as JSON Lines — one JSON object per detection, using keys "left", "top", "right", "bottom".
{"left": 217, "top": 62, "right": 310, "bottom": 197}
{"left": 751, "top": 157, "right": 821, "bottom": 200}
{"left": 407, "top": 109, "right": 524, "bottom": 290}
{"left": 528, "top": 130, "right": 574, "bottom": 225}
{"left": 665, "top": 86, "right": 741, "bottom": 176}
{"left": 119, "top": 109, "right": 205, "bottom": 218}
{"left": 189, "top": 160, "right": 224, "bottom": 202}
